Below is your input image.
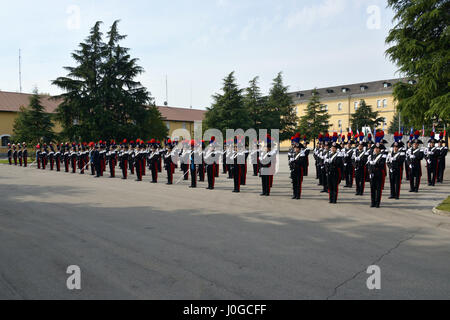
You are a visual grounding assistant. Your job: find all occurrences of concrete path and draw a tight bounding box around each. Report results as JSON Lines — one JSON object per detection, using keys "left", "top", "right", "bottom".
{"left": 0, "top": 155, "right": 449, "bottom": 299}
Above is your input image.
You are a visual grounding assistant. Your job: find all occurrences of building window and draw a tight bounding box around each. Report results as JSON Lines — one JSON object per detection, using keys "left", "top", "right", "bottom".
{"left": 342, "top": 88, "right": 349, "bottom": 93}
{"left": 321, "top": 105, "right": 328, "bottom": 112}
{"left": 182, "top": 122, "right": 187, "bottom": 129}
{"left": 338, "top": 120, "right": 342, "bottom": 129}
{"left": 377, "top": 100, "right": 382, "bottom": 108}
{"left": 354, "top": 101, "right": 359, "bottom": 111}
{"left": 166, "top": 122, "right": 170, "bottom": 130}
{"left": 383, "top": 82, "right": 391, "bottom": 88}
{"left": 338, "top": 103, "right": 342, "bottom": 111}
{"left": 383, "top": 99, "right": 388, "bottom": 108}
{"left": 1, "top": 135, "right": 11, "bottom": 147}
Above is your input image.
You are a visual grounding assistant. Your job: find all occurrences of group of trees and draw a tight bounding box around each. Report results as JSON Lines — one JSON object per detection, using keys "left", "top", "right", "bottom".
{"left": 52, "top": 20, "right": 168, "bottom": 142}
{"left": 13, "top": 21, "right": 168, "bottom": 145}
{"left": 204, "top": 72, "right": 298, "bottom": 141}
{"left": 12, "top": 1, "right": 447, "bottom": 146}
{"left": 386, "top": 0, "right": 449, "bottom": 135}
{"left": 12, "top": 90, "right": 55, "bottom": 146}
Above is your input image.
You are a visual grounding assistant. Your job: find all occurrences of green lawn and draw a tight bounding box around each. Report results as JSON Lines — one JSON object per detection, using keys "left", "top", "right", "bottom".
{"left": 0, "top": 158, "right": 33, "bottom": 164}
{"left": 437, "top": 196, "right": 450, "bottom": 213}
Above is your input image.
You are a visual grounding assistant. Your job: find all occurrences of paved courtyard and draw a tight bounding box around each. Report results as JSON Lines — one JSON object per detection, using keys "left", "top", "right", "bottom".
{"left": 0, "top": 154, "right": 449, "bottom": 299}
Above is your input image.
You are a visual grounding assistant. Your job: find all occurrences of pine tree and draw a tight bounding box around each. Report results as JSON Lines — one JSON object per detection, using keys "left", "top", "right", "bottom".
{"left": 244, "top": 77, "right": 266, "bottom": 131}
{"left": 13, "top": 89, "right": 55, "bottom": 145}
{"left": 298, "top": 89, "right": 331, "bottom": 147}
{"left": 350, "top": 100, "right": 384, "bottom": 133}
{"left": 265, "top": 72, "right": 297, "bottom": 141}
{"left": 204, "top": 72, "right": 251, "bottom": 135}
{"left": 385, "top": 0, "right": 449, "bottom": 128}
{"left": 52, "top": 21, "right": 168, "bottom": 141}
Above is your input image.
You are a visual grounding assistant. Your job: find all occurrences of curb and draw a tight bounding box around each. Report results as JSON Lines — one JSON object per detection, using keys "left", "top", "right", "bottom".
{"left": 432, "top": 207, "right": 450, "bottom": 217}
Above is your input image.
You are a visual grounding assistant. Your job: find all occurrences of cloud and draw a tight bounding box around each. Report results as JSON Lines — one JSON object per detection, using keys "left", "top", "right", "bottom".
{"left": 285, "top": 0, "right": 347, "bottom": 29}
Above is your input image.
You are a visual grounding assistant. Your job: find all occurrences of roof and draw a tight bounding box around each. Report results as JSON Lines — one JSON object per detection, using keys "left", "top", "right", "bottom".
{"left": 0, "top": 91, "right": 60, "bottom": 113}
{"left": 0, "top": 90, "right": 205, "bottom": 122}
{"left": 158, "top": 106, "right": 205, "bottom": 122}
{"left": 289, "top": 78, "right": 411, "bottom": 103}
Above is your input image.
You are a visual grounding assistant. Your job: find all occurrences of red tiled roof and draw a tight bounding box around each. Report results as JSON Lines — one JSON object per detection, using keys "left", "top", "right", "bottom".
{"left": 0, "top": 91, "right": 205, "bottom": 122}
{"left": 158, "top": 106, "right": 205, "bottom": 122}
{"left": 0, "top": 91, "right": 60, "bottom": 113}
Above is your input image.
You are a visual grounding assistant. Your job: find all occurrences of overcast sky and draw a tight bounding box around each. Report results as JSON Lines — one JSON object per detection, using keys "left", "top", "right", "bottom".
{"left": 0, "top": 0, "right": 399, "bottom": 109}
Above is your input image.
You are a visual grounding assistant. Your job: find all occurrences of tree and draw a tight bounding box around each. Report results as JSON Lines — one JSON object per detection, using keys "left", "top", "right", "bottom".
{"left": 385, "top": 0, "right": 449, "bottom": 129}
{"left": 298, "top": 89, "right": 331, "bottom": 147}
{"left": 265, "top": 72, "right": 298, "bottom": 141}
{"left": 388, "top": 112, "right": 413, "bottom": 134}
{"left": 204, "top": 72, "right": 251, "bottom": 134}
{"left": 52, "top": 21, "right": 168, "bottom": 141}
{"left": 13, "top": 89, "right": 55, "bottom": 145}
{"left": 350, "top": 100, "right": 384, "bottom": 133}
{"left": 244, "top": 76, "right": 267, "bottom": 131}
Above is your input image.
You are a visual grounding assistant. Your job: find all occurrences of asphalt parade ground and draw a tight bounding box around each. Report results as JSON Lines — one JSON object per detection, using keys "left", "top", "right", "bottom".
{"left": 0, "top": 154, "right": 449, "bottom": 300}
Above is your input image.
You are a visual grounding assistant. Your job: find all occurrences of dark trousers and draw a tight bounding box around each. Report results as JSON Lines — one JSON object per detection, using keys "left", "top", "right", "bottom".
{"left": 405, "top": 162, "right": 410, "bottom": 180}
{"left": 151, "top": 162, "right": 158, "bottom": 182}
{"left": 95, "top": 163, "right": 101, "bottom": 177}
{"left": 207, "top": 165, "right": 215, "bottom": 189}
{"left": 437, "top": 159, "right": 445, "bottom": 182}
{"left": 233, "top": 165, "right": 241, "bottom": 192}
{"left": 344, "top": 164, "right": 354, "bottom": 187}
{"left": 240, "top": 163, "right": 247, "bottom": 185}
{"left": 109, "top": 159, "right": 115, "bottom": 177}
{"left": 227, "top": 165, "right": 233, "bottom": 179}
{"left": 327, "top": 174, "right": 339, "bottom": 203}
{"left": 322, "top": 168, "right": 328, "bottom": 191}
{"left": 253, "top": 164, "right": 259, "bottom": 176}
{"left": 8, "top": 157, "right": 12, "bottom": 165}
{"left": 122, "top": 160, "right": 128, "bottom": 179}
{"left": 410, "top": 167, "right": 421, "bottom": 192}
{"left": 355, "top": 167, "right": 366, "bottom": 195}
{"left": 292, "top": 168, "right": 303, "bottom": 199}
{"left": 370, "top": 174, "right": 383, "bottom": 207}
{"left": 389, "top": 169, "right": 402, "bottom": 199}
{"left": 427, "top": 161, "right": 437, "bottom": 186}
{"left": 181, "top": 164, "right": 189, "bottom": 180}
{"left": 166, "top": 163, "right": 174, "bottom": 184}
{"left": 190, "top": 167, "right": 197, "bottom": 187}
{"left": 199, "top": 164, "right": 205, "bottom": 181}
{"left": 317, "top": 165, "right": 322, "bottom": 185}
{"left": 261, "top": 175, "right": 271, "bottom": 195}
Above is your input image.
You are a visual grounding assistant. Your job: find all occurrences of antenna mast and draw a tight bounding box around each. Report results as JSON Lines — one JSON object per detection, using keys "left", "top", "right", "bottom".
{"left": 19, "top": 49, "right": 22, "bottom": 93}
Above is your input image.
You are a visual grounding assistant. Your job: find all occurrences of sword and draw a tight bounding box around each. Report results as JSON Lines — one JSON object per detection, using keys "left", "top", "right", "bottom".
{"left": 175, "top": 168, "right": 190, "bottom": 185}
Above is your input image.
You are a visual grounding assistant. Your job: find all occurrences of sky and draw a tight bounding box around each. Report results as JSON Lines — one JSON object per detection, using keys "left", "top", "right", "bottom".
{"left": 0, "top": 0, "right": 399, "bottom": 109}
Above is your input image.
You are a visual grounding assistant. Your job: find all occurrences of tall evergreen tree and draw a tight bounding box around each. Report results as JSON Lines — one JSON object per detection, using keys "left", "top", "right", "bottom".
{"left": 350, "top": 100, "right": 384, "bottom": 133}
{"left": 298, "top": 89, "right": 331, "bottom": 147}
{"left": 204, "top": 72, "right": 251, "bottom": 134}
{"left": 13, "top": 89, "right": 55, "bottom": 145}
{"left": 385, "top": 0, "right": 449, "bottom": 128}
{"left": 52, "top": 21, "right": 167, "bottom": 141}
{"left": 244, "top": 76, "right": 266, "bottom": 131}
{"left": 265, "top": 72, "right": 297, "bottom": 141}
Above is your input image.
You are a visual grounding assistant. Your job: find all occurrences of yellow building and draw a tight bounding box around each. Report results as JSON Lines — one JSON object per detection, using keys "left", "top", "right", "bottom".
{"left": 0, "top": 90, "right": 205, "bottom": 151}
{"left": 281, "top": 78, "right": 409, "bottom": 149}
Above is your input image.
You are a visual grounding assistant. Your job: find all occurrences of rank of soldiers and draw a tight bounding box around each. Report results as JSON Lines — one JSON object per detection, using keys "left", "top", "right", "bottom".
{"left": 5, "top": 130, "right": 447, "bottom": 208}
